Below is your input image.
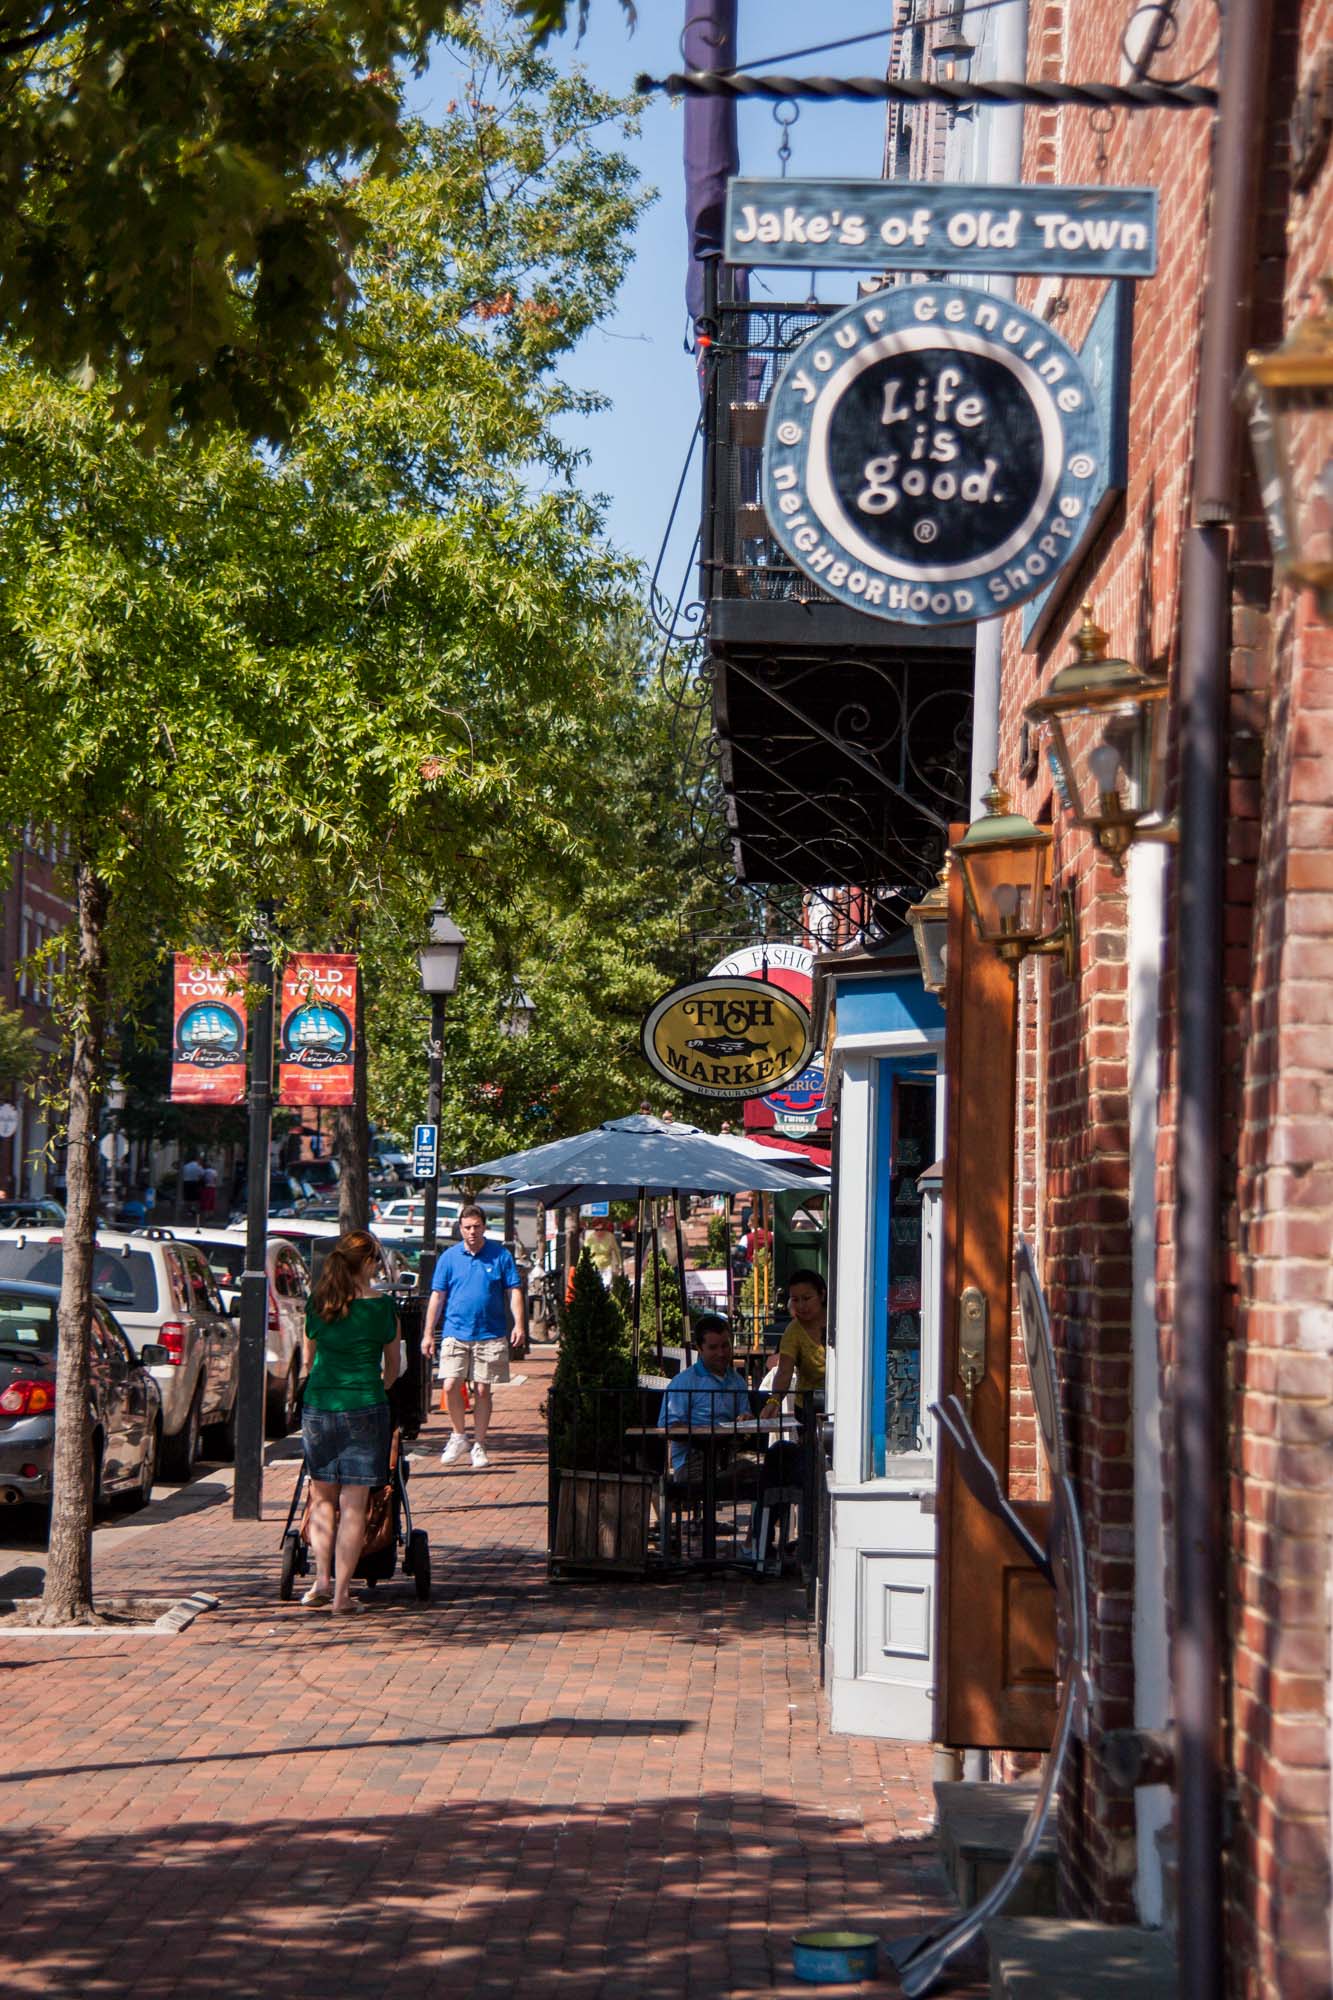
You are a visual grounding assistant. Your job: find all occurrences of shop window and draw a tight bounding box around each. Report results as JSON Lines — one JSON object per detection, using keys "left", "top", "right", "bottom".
{"left": 869, "top": 1058, "right": 938, "bottom": 1475}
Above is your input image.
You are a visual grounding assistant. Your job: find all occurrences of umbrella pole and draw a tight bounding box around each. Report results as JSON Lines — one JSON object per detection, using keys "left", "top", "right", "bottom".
{"left": 652, "top": 1199, "right": 664, "bottom": 1368}
{"left": 672, "top": 1191, "right": 688, "bottom": 1345}
{"left": 632, "top": 1189, "right": 645, "bottom": 1371}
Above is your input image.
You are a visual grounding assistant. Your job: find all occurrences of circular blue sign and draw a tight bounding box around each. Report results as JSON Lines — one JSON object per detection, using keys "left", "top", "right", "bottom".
{"left": 763, "top": 1064, "right": 826, "bottom": 1118}
{"left": 282, "top": 1002, "right": 352, "bottom": 1070}
{"left": 175, "top": 1003, "right": 243, "bottom": 1069}
{"left": 763, "top": 284, "right": 1104, "bottom": 627}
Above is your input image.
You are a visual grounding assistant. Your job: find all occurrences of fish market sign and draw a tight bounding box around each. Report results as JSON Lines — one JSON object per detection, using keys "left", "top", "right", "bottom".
{"left": 642, "top": 978, "right": 815, "bottom": 1102}
{"left": 725, "top": 179, "right": 1158, "bottom": 279}
{"left": 763, "top": 283, "right": 1104, "bottom": 627}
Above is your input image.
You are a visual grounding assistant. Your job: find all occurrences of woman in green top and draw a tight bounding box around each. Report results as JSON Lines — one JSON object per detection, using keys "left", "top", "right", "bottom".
{"left": 300, "top": 1230, "right": 401, "bottom": 1613}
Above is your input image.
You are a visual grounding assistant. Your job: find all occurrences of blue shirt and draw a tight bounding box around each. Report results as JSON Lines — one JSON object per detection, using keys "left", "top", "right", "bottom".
{"left": 660, "top": 1357, "right": 752, "bottom": 1474}
{"left": 430, "top": 1239, "right": 522, "bottom": 1342}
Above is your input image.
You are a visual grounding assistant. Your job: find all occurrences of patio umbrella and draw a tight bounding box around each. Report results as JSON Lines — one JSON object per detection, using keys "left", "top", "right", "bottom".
{"left": 451, "top": 1115, "right": 827, "bottom": 1363}
{"left": 451, "top": 1114, "right": 827, "bottom": 1202}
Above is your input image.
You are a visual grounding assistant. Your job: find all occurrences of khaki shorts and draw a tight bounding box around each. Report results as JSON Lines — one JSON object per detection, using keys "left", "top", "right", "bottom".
{"left": 439, "top": 1336, "right": 510, "bottom": 1386}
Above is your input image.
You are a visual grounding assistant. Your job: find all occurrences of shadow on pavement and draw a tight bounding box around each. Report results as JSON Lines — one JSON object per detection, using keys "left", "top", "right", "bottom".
{"left": 1, "top": 1792, "right": 981, "bottom": 2000}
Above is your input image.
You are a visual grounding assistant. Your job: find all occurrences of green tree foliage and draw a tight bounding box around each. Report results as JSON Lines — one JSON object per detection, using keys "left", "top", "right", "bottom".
{"left": 0, "top": 20, "right": 647, "bottom": 1618}
{"left": 548, "top": 1247, "right": 633, "bottom": 1468}
{"left": 0, "top": 0, "right": 635, "bottom": 440}
{"left": 0, "top": 1006, "right": 38, "bottom": 1090}
{"left": 636, "top": 1244, "right": 684, "bottom": 1354}
{"left": 705, "top": 1208, "right": 731, "bottom": 1267}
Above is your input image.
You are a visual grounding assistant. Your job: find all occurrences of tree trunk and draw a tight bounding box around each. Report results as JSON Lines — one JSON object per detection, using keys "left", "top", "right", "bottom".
{"left": 336, "top": 950, "right": 369, "bottom": 1233}
{"left": 39, "top": 861, "right": 109, "bottom": 1625}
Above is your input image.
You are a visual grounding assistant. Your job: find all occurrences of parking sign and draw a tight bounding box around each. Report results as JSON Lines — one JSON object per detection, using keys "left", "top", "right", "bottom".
{"left": 413, "top": 1123, "right": 438, "bottom": 1180}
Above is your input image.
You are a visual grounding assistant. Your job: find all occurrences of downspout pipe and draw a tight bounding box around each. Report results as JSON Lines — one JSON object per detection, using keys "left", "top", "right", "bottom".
{"left": 1174, "top": 0, "right": 1272, "bottom": 1993}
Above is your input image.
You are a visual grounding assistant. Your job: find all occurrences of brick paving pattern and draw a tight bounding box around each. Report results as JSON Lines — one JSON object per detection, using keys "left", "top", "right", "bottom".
{"left": 1, "top": 1353, "right": 981, "bottom": 1997}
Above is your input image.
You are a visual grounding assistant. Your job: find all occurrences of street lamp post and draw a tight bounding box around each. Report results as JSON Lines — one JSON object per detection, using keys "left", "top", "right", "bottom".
{"left": 416, "top": 905, "right": 466, "bottom": 1298}
{"left": 498, "top": 982, "right": 536, "bottom": 1250}
{"left": 104, "top": 1076, "right": 126, "bottom": 1222}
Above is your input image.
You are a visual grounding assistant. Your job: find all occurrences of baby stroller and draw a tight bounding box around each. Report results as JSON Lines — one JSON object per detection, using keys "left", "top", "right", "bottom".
{"left": 278, "top": 1425, "right": 431, "bottom": 1602}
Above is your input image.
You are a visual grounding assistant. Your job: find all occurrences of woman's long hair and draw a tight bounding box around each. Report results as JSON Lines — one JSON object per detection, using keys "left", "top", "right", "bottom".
{"left": 311, "top": 1231, "right": 379, "bottom": 1323}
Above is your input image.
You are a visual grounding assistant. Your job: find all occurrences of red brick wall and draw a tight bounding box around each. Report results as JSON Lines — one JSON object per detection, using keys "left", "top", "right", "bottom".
{"left": 989, "top": 0, "right": 1333, "bottom": 1979}
{"left": 1225, "top": 10, "right": 1333, "bottom": 1994}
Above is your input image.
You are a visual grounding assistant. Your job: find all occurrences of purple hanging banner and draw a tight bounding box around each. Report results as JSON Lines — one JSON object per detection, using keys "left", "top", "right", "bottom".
{"left": 684, "top": 0, "right": 739, "bottom": 327}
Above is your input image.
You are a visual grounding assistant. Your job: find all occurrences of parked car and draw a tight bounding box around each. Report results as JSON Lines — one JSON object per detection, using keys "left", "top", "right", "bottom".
{"left": 155, "top": 1227, "right": 310, "bottom": 1435}
{"left": 0, "top": 1278, "right": 166, "bottom": 1511}
{"left": 0, "top": 1198, "right": 66, "bottom": 1230}
{"left": 0, "top": 1228, "right": 238, "bottom": 1479}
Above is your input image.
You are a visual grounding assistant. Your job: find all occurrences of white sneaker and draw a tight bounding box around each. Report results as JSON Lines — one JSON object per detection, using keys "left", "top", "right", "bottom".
{"left": 470, "top": 1443, "right": 490, "bottom": 1470}
{"left": 441, "top": 1434, "right": 469, "bottom": 1466}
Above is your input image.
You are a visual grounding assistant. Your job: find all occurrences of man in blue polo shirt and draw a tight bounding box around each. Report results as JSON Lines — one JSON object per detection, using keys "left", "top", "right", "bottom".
{"left": 421, "top": 1205, "right": 526, "bottom": 1469}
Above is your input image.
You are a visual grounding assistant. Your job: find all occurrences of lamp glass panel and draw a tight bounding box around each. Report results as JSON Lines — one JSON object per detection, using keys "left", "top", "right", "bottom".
{"left": 418, "top": 942, "right": 462, "bottom": 994}
{"left": 961, "top": 839, "right": 1049, "bottom": 939}
{"left": 912, "top": 913, "right": 948, "bottom": 995}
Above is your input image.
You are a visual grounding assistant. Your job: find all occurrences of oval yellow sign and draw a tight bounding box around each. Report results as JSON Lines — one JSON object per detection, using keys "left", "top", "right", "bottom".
{"left": 641, "top": 977, "right": 814, "bottom": 1101}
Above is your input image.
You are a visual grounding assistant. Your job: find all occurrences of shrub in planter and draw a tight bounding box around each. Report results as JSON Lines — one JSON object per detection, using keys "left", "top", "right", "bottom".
{"left": 549, "top": 1251, "right": 646, "bottom": 1566}
{"left": 705, "top": 1210, "right": 731, "bottom": 1267}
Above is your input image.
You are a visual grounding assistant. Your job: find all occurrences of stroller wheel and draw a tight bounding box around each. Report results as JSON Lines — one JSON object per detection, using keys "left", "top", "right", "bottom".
{"left": 279, "top": 1531, "right": 301, "bottom": 1602}
{"left": 408, "top": 1529, "right": 431, "bottom": 1602}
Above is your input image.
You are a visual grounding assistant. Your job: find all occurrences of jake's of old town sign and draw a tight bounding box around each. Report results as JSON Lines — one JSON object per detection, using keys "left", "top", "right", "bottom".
{"left": 762, "top": 283, "right": 1105, "bottom": 627}
{"left": 642, "top": 977, "right": 814, "bottom": 1101}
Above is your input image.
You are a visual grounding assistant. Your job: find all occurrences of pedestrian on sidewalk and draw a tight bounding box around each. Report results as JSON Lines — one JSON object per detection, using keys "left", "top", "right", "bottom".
{"left": 300, "top": 1229, "right": 402, "bottom": 1613}
{"left": 421, "top": 1204, "right": 526, "bottom": 1470}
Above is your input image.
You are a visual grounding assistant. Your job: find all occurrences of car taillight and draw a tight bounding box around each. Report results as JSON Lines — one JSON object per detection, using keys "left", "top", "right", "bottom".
{"left": 157, "top": 1323, "right": 186, "bottom": 1365}
{"left": 0, "top": 1380, "right": 55, "bottom": 1416}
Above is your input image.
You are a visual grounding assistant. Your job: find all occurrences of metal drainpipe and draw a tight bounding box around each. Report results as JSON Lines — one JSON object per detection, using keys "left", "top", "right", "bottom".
{"left": 1174, "top": 0, "right": 1272, "bottom": 1992}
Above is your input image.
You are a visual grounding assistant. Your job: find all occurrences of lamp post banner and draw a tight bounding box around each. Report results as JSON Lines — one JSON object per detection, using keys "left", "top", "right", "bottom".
{"left": 642, "top": 976, "right": 814, "bottom": 1101}
{"left": 170, "top": 955, "right": 249, "bottom": 1104}
{"left": 725, "top": 178, "right": 1158, "bottom": 278}
{"left": 763, "top": 283, "right": 1105, "bottom": 627}
{"left": 277, "top": 953, "right": 358, "bottom": 1107}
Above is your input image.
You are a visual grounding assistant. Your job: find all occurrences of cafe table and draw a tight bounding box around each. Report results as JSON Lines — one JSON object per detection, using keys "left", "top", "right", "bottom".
{"left": 624, "top": 1412, "right": 803, "bottom": 1566}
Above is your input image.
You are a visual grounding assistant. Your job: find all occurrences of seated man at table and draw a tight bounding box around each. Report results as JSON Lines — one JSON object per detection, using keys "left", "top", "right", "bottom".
{"left": 659, "top": 1316, "right": 752, "bottom": 1480}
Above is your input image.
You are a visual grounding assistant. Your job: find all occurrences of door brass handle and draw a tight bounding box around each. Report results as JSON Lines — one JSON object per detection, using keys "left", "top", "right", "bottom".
{"left": 958, "top": 1286, "right": 987, "bottom": 1420}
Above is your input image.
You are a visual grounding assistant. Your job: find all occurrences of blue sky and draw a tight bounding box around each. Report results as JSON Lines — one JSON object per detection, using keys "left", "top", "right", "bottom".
{"left": 417, "top": 5, "right": 902, "bottom": 596}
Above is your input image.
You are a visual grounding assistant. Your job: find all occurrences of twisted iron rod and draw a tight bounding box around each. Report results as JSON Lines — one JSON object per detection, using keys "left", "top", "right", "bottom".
{"left": 637, "top": 69, "right": 1217, "bottom": 110}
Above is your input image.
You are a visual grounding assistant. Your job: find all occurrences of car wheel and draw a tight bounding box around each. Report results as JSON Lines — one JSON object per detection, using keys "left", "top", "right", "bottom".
{"left": 161, "top": 1385, "right": 202, "bottom": 1482}
{"left": 407, "top": 1529, "right": 431, "bottom": 1602}
{"left": 279, "top": 1530, "right": 302, "bottom": 1602}
{"left": 121, "top": 1422, "right": 160, "bottom": 1513}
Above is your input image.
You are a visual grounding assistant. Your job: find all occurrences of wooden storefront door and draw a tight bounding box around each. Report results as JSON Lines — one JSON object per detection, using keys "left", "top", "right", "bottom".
{"left": 935, "top": 845, "right": 1056, "bottom": 1750}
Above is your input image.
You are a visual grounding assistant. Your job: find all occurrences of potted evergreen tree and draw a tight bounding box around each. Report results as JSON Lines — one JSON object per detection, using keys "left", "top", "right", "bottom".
{"left": 549, "top": 1251, "right": 650, "bottom": 1571}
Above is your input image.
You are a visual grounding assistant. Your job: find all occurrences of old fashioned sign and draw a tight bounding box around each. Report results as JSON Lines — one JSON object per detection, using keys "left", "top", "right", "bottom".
{"left": 278, "top": 952, "right": 358, "bottom": 1107}
{"left": 642, "top": 976, "right": 814, "bottom": 1101}
{"left": 762, "top": 283, "right": 1104, "bottom": 628}
{"left": 170, "top": 955, "right": 249, "bottom": 1105}
{"left": 725, "top": 179, "right": 1158, "bottom": 279}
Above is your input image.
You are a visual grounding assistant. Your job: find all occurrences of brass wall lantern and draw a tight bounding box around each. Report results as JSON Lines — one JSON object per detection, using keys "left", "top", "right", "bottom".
{"left": 906, "top": 859, "right": 950, "bottom": 996}
{"left": 951, "top": 776, "right": 1078, "bottom": 979}
{"left": 1023, "top": 605, "right": 1174, "bottom": 873}
{"left": 1240, "top": 278, "right": 1333, "bottom": 618}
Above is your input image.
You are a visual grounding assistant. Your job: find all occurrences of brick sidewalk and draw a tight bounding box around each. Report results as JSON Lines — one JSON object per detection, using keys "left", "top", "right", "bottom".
{"left": 0, "top": 1352, "right": 981, "bottom": 1999}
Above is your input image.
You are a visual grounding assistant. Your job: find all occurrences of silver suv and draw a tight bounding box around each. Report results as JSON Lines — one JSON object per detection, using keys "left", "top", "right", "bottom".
{"left": 0, "top": 1227, "right": 238, "bottom": 1480}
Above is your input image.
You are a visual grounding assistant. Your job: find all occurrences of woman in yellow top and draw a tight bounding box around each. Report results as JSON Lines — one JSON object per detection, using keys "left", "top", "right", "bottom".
{"left": 760, "top": 1268, "right": 827, "bottom": 1416}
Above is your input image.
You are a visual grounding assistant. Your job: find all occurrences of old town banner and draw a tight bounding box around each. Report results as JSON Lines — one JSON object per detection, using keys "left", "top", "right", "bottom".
{"left": 278, "top": 953, "right": 358, "bottom": 1107}
{"left": 170, "top": 956, "right": 249, "bottom": 1105}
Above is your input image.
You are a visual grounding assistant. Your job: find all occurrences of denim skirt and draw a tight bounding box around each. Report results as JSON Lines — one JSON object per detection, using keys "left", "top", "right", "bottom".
{"left": 301, "top": 1402, "right": 391, "bottom": 1486}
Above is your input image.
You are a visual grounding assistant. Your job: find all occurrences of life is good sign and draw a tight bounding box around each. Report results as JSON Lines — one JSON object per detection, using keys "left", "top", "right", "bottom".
{"left": 762, "top": 284, "right": 1105, "bottom": 627}
{"left": 725, "top": 179, "right": 1158, "bottom": 279}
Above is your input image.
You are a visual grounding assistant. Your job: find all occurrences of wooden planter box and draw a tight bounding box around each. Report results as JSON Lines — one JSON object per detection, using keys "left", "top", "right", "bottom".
{"left": 553, "top": 1468, "right": 654, "bottom": 1571}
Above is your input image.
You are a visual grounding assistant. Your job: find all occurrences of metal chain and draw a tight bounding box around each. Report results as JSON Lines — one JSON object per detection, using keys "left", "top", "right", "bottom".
{"left": 1089, "top": 106, "right": 1115, "bottom": 179}
{"left": 774, "top": 99, "right": 799, "bottom": 176}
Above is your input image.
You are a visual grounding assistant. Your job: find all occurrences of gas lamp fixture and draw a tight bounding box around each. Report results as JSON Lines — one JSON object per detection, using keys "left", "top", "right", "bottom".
{"left": 1023, "top": 605, "right": 1174, "bottom": 873}
{"left": 906, "top": 858, "right": 951, "bottom": 997}
{"left": 1240, "top": 277, "right": 1333, "bottom": 620}
{"left": 951, "top": 777, "right": 1078, "bottom": 979}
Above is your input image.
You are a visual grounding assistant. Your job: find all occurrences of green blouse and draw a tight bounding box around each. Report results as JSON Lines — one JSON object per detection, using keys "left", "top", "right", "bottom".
{"left": 303, "top": 1293, "right": 396, "bottom": 1412}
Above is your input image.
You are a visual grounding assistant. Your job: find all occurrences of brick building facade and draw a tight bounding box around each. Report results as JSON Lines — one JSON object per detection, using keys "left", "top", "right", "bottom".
{"left": 985, "top": 1, "right": 1332, "bottom": 1991}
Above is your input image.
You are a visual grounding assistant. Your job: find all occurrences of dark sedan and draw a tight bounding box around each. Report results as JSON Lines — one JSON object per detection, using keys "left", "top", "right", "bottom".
{"left": 0, "top": 1281, "right": 166, "bottom": 1512}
